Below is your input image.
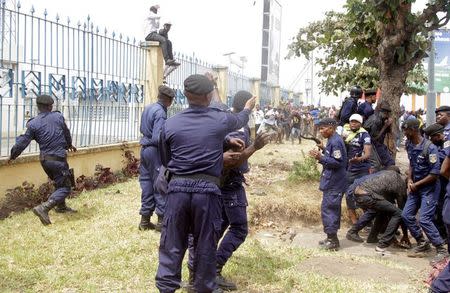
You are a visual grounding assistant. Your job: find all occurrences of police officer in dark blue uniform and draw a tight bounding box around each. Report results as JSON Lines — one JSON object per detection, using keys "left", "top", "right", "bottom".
{"left": 309, "top": 118, "right": 348, "bottom": 250}
{"left": 138, "top": 85, "right": 175, "bottom": 231}
{"left": 357, "top": 89, "right": 376, "bottom": 121}
{"left": 155, "top": 74, "right": 255, "bottom": 293}
{"left": 430, "top": 150, "right": 450, "bottom": 293}
{"left": 436, "top": 106, "right": 450, "bottom": 152}
{"left": 424, "top": 123, "right": 448, "bottom": 240}
{"left": 338, "top": 86, "right": 362, "bottom": 127}
{"left": 401, "top": 119, "right": 447, "bottom": 259}
{"left": 9, "top": 94, "right": 77, "bottom": 225}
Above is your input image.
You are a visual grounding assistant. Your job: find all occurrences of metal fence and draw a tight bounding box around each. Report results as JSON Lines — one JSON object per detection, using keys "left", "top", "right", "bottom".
{"left": 0, "top": 3, "right": 147, "bottom": 157}
{"left": 226, "top": 71, "right": 252, "bottom": 107}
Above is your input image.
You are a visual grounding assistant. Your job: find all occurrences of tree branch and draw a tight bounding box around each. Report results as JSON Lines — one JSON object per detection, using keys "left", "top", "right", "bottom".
{"left": 417, "top": 0, "right": 450, "bottom": 32}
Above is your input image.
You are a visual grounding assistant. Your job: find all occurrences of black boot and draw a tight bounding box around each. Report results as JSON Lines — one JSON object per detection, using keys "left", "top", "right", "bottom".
{"left": 138, "top": 215, "right": 155, "bottom": 231}
{"left": 32, "top": 199, "right": 57, "bottom": 225}
{"left": 321, "top": 234, "right": 340, "bottom": 251}
{"left": 55, "top": 201, "right": 77, "bottom": 213}
{"left": 408, "top": 237, "right": 431, "bottom": 257}
{"left": 432, "top": 244, "right": 449, "bottom": 264}
{"left": 216, "top": 273, "right": 237, "bottom": 291}
{"left": 346, "top": 228, "right": 364, "bottom": 243}
{"left": 155, "top": 215, "right": 164, "bottom": 232}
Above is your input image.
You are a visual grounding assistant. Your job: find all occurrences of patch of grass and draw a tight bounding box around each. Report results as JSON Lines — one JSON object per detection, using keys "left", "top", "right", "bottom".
{"left": 288, "top": 152, "right": 321, "bottom": 182}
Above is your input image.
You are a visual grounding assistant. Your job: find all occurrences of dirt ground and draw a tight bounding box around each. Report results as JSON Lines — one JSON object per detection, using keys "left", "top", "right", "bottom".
{"left": 246, "top": 141, "right": 434, "bottom": 291}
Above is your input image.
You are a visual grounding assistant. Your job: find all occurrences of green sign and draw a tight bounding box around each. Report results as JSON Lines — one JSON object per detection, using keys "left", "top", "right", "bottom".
{"left": 435, "top": 30, "right": 450, "bottom": 93}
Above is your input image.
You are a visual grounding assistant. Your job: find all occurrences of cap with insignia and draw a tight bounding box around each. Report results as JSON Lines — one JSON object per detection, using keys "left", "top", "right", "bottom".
{"left": 158, "top": 85, "right": 175, "bottom": 99}
{"left": 184, "top": 74, "right": 214, "bottom": 95}
{"left": 423, "top": 123, "right": 444, "bottom": 137}
{"left": 435, "top": 105, "right": 450, "bottom": 114}
{"left": 402, "top": 118, "right": 420, "bottom": 130}
{"left": 36, "top": 94, "right": 54, "bottom": 105}
{"left": 318, "top": 118, "right": 338, "bottom": 126}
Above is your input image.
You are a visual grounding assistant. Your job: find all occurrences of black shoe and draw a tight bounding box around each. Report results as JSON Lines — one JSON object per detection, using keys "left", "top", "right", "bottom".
{"left": 155, "top": 215, "right": 163, "bottom": 232}
{"left": 366, "top": 236, "right": 379, "bottom": 244}
{"left": 32, "top": 199, "right": 57, "bottom": 225}
{"left": 166, "top": 59, "right": 180, "bottom": 66}
{"left": 321, "top": 239, "right": 340, "bottom": 251}
{"left": 346, "top": 231, "right": 364, "bottom": 243}
{"left": 55, "top": 201, "right": 77, "bottom": 213}
{"left": 216, "top": 273, "right": 237, "bottom": 291}
{"left": 138, "top": 215, "right": 155, "bottom": 231}
{"left": 432, "top": 244, "right": 449, "bottom": 263}
{"left": 408, "top": 239, "right": 431, "bottom": 257}
{"left": 318, "top": 237, "right": 329, "bottom": 246}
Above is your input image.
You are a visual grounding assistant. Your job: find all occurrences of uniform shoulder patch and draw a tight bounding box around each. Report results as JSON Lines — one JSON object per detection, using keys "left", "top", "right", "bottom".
{"left": 429, "top": 153, "right": 437, "bottom": 164}
{"left": 444, "top": 140, "right": 450, "bottom": 149}
{"left": 333, "top": 149, "right": 342, "bottom": 159}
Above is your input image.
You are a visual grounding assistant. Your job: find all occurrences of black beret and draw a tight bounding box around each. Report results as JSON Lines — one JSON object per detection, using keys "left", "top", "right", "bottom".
{"left": 158, "top": 85, "right": 175, "bottom": 98}
{"left": 435, "top": 105, "right": 450, "bottom": 113}
{"left": 184, "top": 74, "right": 214, "bottom": 95}
{"left": 365, "top": 89, "right": 377, "bottom": 96}
{"left": 423, "top": 123, "right": 444, "bottom": 136}
{"left": 36, "top": 94, "right": 54, "bottom": 105}
{"left": 232, "top": 90, "right": 252, "bottom": 112}
{"left": 318, "top": 118, "right": 337, "bottom": 126}
{"left": 402, "top": 118, "right": 420, "bottom": 130}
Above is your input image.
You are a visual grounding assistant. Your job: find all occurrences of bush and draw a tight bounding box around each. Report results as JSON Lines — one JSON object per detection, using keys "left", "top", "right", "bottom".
{"left": 288, "top": 151, "right": 321, "bottom": 182}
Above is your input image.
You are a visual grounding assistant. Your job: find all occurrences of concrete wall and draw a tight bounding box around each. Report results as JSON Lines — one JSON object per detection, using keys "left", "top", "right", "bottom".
{"left": 0, "top": 142, "right": 140, "bottom": 200}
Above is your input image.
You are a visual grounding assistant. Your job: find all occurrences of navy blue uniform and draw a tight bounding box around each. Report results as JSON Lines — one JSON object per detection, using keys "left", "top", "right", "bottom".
{"left": 357, "top": 102, "right": 374, "bottom": 122}
{"left": 155, "top": 105, "right": 250, "bottom": 293}
{"left": 339, "top": 98, "right": 357, "bottom": 126}
{"left": 318, "top": 133, "right": 348, "bottom": 234}
{"left": 402, "top": 138, "right": 444, "bottom": 246}
{"left": 345, "top": 129, "right": 371, "bottom": 210}
{"left": 431, "top": 149, "right": 450, "bottom": 293}
{"left": 10, "top": 111, "right": 73, "bottom": 203}
{"left": 139, "top": 101, "right": 167, "bottom": 217}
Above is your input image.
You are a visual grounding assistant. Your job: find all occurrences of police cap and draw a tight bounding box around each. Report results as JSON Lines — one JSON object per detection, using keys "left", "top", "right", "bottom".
{"left": 158, "top": 85, "right": 175, "bottom": 99}
{"left": 232, "top": 90, "right": 252, "bottom": 112}
{"left": 318, "top": 118, "right": 338, "bottom": 127}
{"left": 402, "top": 118, "right": 420, "bottom": 130}
{"left": 184, "top": 74, "right": 214, "bottom": 95}
{"left": 423, "top": 123, "right": 444, "bottom": 137}
{"left": 435, "top": 105, "right": 450, "bottom": 114}
{"left": 36, "top": 94, "right": 54, "bottom": 105}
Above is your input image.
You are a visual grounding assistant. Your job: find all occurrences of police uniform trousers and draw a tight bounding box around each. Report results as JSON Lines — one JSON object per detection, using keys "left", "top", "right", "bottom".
{"left": 40, "top": 158, "right": 71, "bottom": 203}
{"left": 431, "top": 263, "right": 450, "bottom": 293}
{"left": 322, "top": 192, "right": 343, "bottom": 235}
{"left": 139, "top": 146, "right": 166, "bottom": 217}
{"left": 402, "top": 184, "right": 445, "bottom": 246}
{"left": 155, "top": 178, "right": 222, "bottom": 293}
{"left": 434, "top": 177, "right": 449, "bottom": 240}
{"left": 187, "top": 184, "right": 248, "bottom": 275}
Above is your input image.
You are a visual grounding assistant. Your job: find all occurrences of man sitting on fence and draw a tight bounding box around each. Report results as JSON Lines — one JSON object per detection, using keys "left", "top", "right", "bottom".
{"left": 145, "top": 5, "right": 180, "bottom": 66}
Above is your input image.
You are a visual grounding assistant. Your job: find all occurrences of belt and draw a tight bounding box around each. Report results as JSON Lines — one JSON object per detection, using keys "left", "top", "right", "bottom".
{"left": 172, "top": 174, "right": 221, "bottom": 187}
{"left": 40, "top": 155, "right": 66, "bottom": 162}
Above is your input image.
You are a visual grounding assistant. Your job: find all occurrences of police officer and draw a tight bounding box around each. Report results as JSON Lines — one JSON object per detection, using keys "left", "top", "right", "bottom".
{"left": 357, "top": 89, "right": 376, "bottom": 121}
{"left": 401, "top": 119, "right": 447, "bottom": 259}
{"left": 155, "top": 74, "right": 255, "bottom": 293}
{"left": 430, "top": 151, "right": 450, "bottom": 293}
{"left": 435, "top": 105, "right": 450, "bottom": 151}
{"left": 9, "top": 94, "right": 77, "bottom": 225}
{"left": 342, "top": 113, "right": 372, "bottom": 228}
{"left": 338, "top": 85, "right": 362, "bottom": 127}
{"left": 309, "top": 118, "right": 347, "bottom": 250}
{"left": 138, "top": 85, "right": 175, "bottom": 231}
{"left": 424, "top": 123, "right": 448, "bottom": 240}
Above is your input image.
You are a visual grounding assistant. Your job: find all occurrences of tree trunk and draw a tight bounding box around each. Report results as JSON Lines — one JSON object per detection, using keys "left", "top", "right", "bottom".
{"left": 379, "top": 65, "right": 408, "bottom": 160}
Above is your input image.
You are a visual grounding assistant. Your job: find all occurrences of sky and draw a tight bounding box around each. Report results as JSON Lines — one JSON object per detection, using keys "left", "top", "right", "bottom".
{"left": 9, "top": 0, "right": 435, "bottom": 105}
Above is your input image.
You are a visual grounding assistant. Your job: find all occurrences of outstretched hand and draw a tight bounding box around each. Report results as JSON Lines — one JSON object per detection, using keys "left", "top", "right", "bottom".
{"left": 244, "top": 97, "right": 256, "bottom": 111}
{"left": 253, "top": 132, "right": 271, "bottom": 150}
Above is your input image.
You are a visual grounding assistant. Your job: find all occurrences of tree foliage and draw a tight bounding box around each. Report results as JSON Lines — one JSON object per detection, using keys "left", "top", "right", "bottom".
{"left": 289, "top": 0, "right": 450, "bottom": 97}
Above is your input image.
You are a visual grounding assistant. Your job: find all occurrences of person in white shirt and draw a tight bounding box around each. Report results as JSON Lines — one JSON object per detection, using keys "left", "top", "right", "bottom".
{"left": 253, "top": 104, "right": 264, "bottom": 135}
{"left": 145, "top": 5, "right": 179, "bottom": 66}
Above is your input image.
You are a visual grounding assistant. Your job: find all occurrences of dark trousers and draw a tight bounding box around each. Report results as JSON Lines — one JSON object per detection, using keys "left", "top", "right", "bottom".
{"left": 155, "top": 190, "right": 222, "bottom": 293}
{"left": 353, "top": 195, "right": 402, "bottom": 246}
{"left": 345, "top": 169, "right": 370, "bottom": 210}
{"left": 40, "top": 159, "right": 71, "bottom": 203}
{"left": 402, "top": 186, "right": 444, "bottom": 246}
{"left": 139, "top": 146, "right": 166, "bottom": 217}
{"left": 321, "top": 192, "right": 343, "bottom": 235}
{"left": 434, "top": 177, "right": 448, "bottom": 240}
{"left": 145, "top": 32, "right": 173, "bottom": 61}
